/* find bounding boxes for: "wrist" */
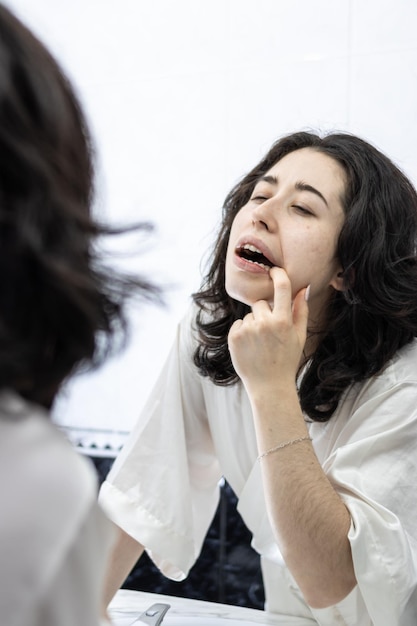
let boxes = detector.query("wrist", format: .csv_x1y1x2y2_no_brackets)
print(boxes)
248,379,299,411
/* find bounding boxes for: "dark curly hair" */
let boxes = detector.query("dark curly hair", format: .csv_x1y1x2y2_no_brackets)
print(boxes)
0,6,161,408
193,131,417,421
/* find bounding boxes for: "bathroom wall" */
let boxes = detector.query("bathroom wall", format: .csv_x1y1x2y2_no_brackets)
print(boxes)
6,0,417,453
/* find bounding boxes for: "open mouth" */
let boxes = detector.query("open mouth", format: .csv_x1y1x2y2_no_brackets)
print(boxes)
236,243,274,270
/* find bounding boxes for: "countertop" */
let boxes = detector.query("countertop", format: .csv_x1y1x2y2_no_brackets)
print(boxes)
108,589,312,626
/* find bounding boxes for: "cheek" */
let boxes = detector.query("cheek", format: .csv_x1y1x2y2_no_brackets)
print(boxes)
225,229,237,264
299,225,339,259
283,233,338,283
226,213,244,254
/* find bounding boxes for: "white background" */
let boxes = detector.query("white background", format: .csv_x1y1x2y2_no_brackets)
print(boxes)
5,0,417,453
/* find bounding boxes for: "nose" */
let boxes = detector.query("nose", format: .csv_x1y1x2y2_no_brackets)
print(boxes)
251,197,278,232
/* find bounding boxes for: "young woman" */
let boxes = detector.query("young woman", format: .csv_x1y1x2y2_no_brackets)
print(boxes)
100,131,417,625
0,5,158,625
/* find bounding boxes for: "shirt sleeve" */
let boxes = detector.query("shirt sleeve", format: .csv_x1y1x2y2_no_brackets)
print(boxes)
321,378,417,625
99,306,222,580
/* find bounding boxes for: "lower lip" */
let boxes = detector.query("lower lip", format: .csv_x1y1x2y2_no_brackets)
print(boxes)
233,253,271,274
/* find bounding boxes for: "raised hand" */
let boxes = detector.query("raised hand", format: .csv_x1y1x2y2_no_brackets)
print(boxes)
227,266,309,397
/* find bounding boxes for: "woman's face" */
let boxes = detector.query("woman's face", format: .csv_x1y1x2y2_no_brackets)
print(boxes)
225,147,346,322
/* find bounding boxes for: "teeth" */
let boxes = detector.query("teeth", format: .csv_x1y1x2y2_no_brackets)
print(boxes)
240,243,272,269
252,261,270,270
242,243,262,254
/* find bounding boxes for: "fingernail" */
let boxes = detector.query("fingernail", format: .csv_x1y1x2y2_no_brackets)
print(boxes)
305,285,311,302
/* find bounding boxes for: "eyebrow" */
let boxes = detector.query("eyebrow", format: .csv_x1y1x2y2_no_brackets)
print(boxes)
258,175,329,207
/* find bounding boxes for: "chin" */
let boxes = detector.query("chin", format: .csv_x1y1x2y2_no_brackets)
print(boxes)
226,285,272,307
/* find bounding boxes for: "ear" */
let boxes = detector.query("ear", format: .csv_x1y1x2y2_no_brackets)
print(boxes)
329,265,346,292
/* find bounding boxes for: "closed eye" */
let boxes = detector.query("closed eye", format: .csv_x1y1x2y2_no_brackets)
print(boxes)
251,195,269,203
293,205,314,216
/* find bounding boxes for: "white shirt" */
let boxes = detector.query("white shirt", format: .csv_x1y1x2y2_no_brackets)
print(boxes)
0,391,114,626
100,304,417,626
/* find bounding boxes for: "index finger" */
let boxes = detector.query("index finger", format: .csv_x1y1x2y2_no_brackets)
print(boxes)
269,266,293,318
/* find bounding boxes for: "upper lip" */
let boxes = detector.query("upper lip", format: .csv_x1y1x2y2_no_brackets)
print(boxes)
234,236,278,267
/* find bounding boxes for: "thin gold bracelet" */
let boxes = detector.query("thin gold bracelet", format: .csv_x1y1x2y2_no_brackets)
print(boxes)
257,435,312,461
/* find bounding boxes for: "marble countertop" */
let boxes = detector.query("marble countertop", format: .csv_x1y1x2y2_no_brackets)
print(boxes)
109,589,310,626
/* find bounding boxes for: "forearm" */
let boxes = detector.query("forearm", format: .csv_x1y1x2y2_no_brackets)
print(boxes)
252,384,356,608
227,272,356,607
102,523,145,609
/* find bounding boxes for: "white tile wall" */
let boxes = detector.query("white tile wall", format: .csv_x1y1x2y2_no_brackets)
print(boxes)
5,0,417,447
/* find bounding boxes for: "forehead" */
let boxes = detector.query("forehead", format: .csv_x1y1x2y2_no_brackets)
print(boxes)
264,148,347,201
